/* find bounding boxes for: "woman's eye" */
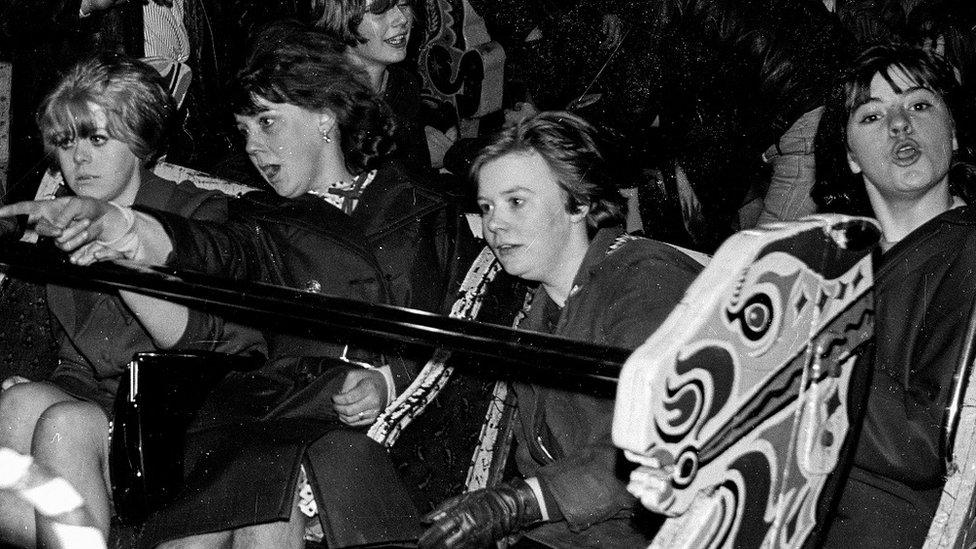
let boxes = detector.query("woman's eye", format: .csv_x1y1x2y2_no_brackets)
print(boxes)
478,203,491,215
90,134,108,146
508,197,524,208
859,113,881,124
911,101,933,112
259,117,275,129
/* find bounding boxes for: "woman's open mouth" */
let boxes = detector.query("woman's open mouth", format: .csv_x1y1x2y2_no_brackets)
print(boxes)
891,140,921,167
385,33,408,48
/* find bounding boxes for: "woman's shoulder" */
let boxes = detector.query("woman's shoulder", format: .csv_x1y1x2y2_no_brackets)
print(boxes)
600,232,707,278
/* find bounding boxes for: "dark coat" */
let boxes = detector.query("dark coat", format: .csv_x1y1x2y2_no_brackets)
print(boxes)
513,227,702,548
823,206,976,548
139,163,463,546
46,171,229,412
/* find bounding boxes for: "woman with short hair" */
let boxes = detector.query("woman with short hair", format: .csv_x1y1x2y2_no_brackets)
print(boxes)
420,112,703,548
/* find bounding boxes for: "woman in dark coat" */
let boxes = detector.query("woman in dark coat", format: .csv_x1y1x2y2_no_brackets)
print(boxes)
812,43,976,548
0,54,255,548
420,112,702,548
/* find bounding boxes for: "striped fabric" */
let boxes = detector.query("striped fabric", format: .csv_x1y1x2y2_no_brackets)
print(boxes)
143,0,189,63
142,0,191,108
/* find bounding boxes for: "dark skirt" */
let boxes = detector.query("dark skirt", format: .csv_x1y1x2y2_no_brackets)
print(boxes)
138,356,420,548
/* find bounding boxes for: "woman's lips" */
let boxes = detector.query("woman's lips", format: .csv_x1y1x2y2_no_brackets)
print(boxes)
385,33,408,48
891,140,921,167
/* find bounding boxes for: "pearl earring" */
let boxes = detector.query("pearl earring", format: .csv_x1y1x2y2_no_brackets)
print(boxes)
321,129,332,143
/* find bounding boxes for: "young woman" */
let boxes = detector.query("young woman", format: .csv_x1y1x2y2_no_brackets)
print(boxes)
1,25,456,548
810,43,976,547
0,54,256,547
312,0,432,173
419,112,702,548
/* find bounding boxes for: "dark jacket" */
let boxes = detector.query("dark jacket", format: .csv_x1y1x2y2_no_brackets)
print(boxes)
139,163,464,546
514,227,702,548
47,171,230,412
824,206,976,548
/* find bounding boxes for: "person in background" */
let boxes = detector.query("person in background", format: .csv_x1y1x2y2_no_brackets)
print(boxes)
420,111,702,548
0,53,260,548
312,0,432,174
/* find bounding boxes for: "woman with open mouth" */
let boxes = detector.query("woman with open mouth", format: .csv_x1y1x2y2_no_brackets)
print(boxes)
811,43,976,547
314,0,432,174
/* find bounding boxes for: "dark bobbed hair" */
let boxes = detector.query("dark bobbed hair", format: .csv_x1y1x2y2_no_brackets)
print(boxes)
813,43,976,216
471,111,627,235
231,22,396,175
36,53,175,169
310,0,411,49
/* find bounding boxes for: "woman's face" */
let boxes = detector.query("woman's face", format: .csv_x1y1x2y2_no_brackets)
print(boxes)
235,97,332,198
846,67,957,205
348,0,412,70
477,151,587,288
54,103,140,204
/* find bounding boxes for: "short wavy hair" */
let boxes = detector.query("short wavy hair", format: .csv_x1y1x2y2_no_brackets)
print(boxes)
813,43,976,215
36,53,175,169
471,111,627,235
310,0,413,49
231,22,396,175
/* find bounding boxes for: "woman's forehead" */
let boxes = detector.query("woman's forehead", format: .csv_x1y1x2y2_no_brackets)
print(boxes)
48,101,108,132
848,64,937,109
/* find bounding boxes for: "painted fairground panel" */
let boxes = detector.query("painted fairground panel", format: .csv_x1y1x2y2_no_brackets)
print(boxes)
614,215,880,549
415,0,504,120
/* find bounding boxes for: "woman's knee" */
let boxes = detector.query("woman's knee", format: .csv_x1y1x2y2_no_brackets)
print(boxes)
32,400,108,455
0,382,73,449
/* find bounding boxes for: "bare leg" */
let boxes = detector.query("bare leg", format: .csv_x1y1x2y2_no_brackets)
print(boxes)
30,400,111,546
0,381,75,547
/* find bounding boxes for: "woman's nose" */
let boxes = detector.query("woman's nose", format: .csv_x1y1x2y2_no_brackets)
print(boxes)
391,4,409,26
72,141,91,164
244,133,263,154
483,211,500,232
888,107,913,136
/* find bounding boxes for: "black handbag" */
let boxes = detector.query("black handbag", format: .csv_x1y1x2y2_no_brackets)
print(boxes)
109,351,261,524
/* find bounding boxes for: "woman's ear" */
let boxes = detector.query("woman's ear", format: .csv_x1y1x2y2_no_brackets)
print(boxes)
846,151,862,174
318,111,337,142
569,203,590,223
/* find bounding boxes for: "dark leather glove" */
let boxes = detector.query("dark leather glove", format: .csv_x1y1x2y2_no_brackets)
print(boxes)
419,477,544,549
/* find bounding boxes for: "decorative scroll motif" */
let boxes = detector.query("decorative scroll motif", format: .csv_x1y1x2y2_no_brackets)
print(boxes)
368,246,502,446
417,0,504,119
614,215,880,549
